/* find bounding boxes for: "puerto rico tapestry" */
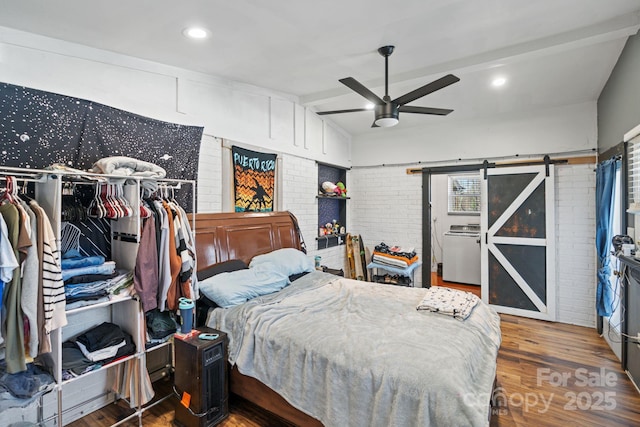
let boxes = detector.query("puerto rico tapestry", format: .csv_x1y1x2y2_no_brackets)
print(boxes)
232,145,276,212
0,82,203,211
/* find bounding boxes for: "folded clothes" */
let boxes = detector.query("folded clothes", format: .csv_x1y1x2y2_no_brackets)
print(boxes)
61,341,96,375
66,272,131,299
65,296,110,310
99,331,136,365
0,362,54,399
416,286,479,320
107,271,134,295
64,271,118,285
61,255,106,270
75,322,125,352
65,291,109,304
77,339,126,362
374,242,417,260
372,252,419,268
62,261,116,281
146,309,178,340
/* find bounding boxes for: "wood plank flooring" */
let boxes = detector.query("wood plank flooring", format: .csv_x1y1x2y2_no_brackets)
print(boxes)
69,278,640,427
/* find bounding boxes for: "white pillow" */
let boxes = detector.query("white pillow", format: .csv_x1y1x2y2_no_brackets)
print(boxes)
249,248,315,277
199,266,289,308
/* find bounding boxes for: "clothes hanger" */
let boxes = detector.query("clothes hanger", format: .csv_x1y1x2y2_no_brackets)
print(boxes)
88,180,107,218
19,179,34,203
0,176,16,204
115,183,133,217
139,186,152,219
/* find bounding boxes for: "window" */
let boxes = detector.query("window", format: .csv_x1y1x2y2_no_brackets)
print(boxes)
628,135,640,211
448,174,481,215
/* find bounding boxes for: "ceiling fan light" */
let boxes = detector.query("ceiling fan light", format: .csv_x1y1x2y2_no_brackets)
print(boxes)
375,117,399,127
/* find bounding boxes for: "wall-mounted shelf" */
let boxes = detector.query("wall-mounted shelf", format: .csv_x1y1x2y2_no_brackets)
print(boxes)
317,163,348,250
315,233,347,240
315,233,347,249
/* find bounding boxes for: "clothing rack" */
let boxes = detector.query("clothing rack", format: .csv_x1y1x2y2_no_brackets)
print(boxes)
0,166,197,426
0,175,47,183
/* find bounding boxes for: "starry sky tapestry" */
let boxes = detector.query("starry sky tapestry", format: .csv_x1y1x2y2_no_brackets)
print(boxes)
232,145,276,212
0,82,203,210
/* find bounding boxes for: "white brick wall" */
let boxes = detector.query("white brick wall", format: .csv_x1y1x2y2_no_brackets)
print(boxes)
555,163,596,327
350,166,424,286
196,134,222,213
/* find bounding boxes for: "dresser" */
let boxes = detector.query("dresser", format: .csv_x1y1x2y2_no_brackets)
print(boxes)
618,255,640,391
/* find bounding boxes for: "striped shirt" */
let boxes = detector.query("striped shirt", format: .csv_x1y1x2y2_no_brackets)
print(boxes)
30,201,67,335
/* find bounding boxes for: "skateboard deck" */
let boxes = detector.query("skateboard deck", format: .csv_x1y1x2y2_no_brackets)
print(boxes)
358,235,368,281
352,235,365,280
346,233,356,279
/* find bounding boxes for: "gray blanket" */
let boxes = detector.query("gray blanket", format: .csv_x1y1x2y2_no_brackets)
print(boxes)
208,272,501,427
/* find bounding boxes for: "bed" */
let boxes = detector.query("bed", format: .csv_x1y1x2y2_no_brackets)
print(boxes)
192,211,501,427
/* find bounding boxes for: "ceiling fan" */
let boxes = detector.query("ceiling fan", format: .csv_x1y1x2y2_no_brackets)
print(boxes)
317,46,459,128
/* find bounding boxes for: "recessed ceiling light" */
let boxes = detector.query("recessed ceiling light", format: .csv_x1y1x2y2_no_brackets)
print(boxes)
183,27,210,40
491,77,507,87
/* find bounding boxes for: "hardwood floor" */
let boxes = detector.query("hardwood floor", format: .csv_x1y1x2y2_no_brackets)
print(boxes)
69,277,640,426
431,272,482,297
493,314,640,426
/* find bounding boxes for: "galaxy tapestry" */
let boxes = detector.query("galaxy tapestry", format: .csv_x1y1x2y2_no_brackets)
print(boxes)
0,82,203,210
232,145,276,212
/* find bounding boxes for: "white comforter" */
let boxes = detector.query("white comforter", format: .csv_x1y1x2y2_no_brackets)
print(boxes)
208,272,501,427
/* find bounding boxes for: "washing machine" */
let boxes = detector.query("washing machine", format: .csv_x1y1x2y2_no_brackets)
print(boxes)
442,224,481,285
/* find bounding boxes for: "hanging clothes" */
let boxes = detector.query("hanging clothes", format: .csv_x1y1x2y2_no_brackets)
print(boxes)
152,199,171,312
0,202,28,374
0,214,19,348
163,201,184,311
176,204,197,300
133,215,159,312
18,199,40,359
30,200,67,353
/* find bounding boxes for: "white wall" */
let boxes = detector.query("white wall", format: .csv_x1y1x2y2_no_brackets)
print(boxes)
351,101,596,167
350,165,424,286
555,163,597,327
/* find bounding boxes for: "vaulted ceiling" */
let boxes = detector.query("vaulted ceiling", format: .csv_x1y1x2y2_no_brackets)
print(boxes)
1,0,639,136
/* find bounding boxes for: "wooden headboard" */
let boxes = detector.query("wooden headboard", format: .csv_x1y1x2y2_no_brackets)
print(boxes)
190,211,302,270
189,211,323,427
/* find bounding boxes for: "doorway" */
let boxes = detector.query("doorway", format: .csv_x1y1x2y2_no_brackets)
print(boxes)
604,164,622,359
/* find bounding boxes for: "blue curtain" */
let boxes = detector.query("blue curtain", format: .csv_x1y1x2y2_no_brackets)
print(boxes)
595,158,619,317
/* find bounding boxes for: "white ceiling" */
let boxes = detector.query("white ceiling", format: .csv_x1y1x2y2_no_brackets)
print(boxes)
1,0,639,137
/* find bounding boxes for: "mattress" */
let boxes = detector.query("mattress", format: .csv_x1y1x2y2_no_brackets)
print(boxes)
207,271,501,427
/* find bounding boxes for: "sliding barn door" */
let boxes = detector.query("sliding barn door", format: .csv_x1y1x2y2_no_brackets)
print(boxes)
481,165,556,321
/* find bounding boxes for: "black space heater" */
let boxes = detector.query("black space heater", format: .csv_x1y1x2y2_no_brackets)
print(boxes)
173,327,228,427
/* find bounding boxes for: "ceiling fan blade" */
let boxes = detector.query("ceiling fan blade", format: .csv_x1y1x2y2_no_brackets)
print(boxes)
339,77,385,105
399,106,453,116
371,121,380,128
393,74,460,106
316,108,370,115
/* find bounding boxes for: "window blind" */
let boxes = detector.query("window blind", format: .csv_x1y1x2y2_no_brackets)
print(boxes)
628,135,640,210
448,174,481,214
